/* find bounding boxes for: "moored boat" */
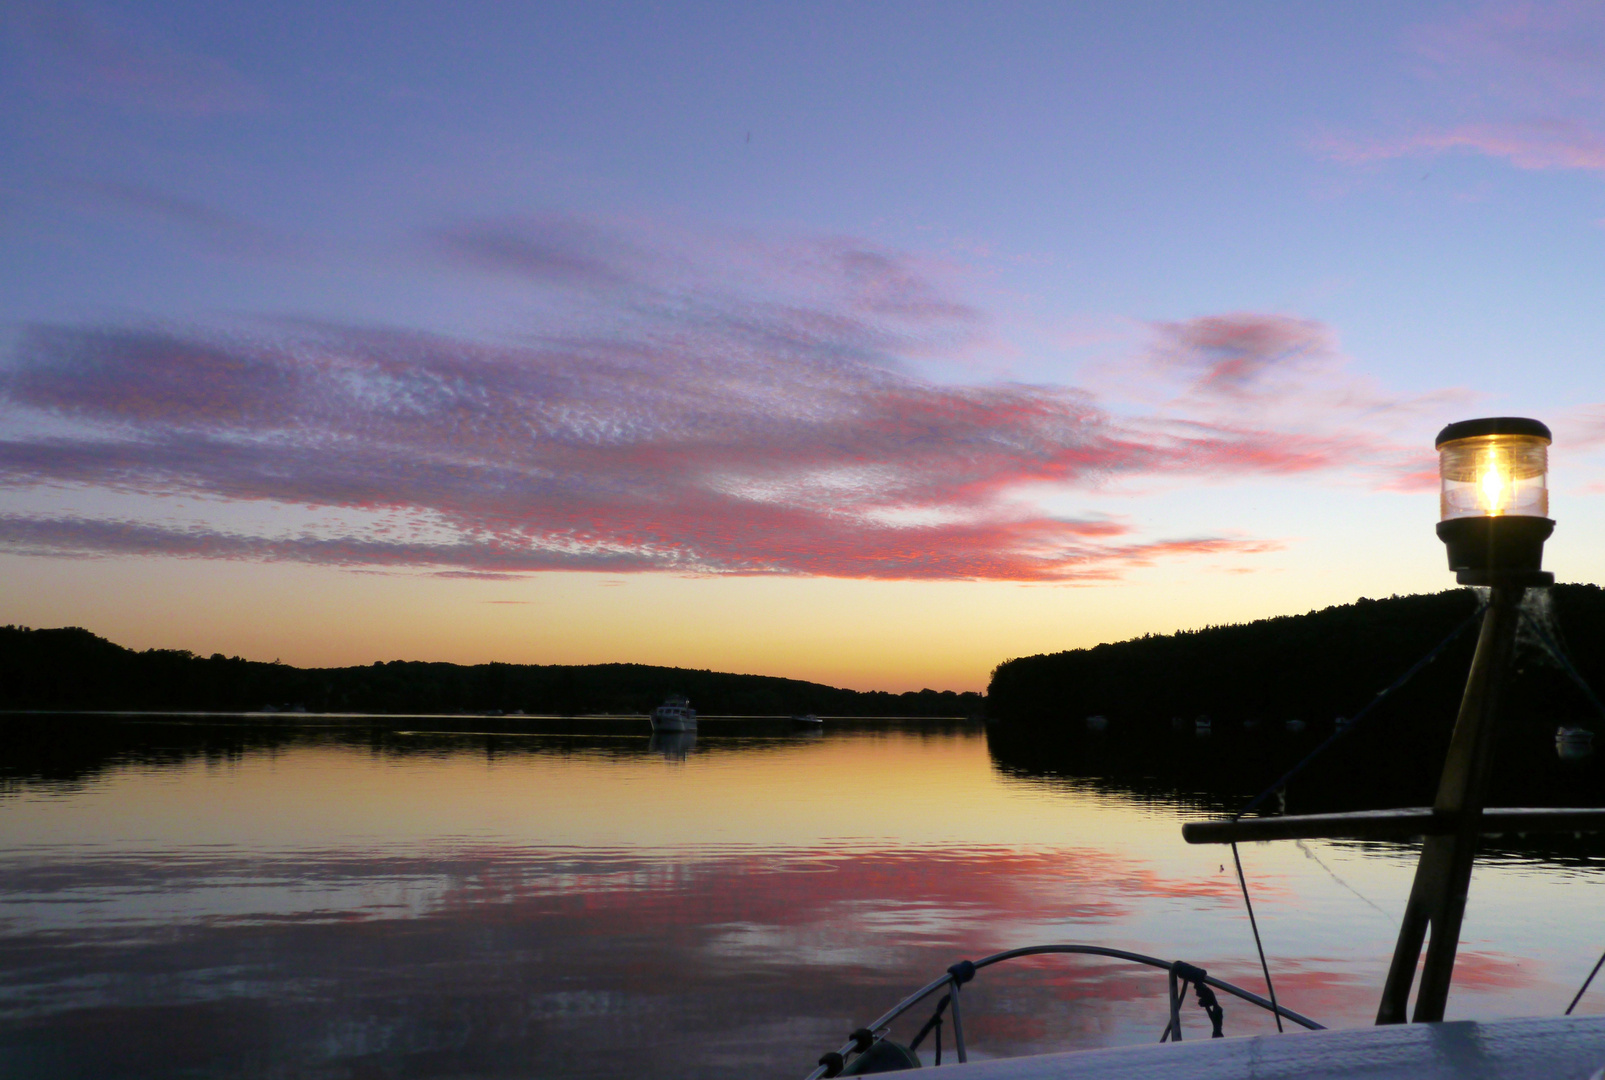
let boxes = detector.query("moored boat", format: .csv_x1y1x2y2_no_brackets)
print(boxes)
650,694,697,732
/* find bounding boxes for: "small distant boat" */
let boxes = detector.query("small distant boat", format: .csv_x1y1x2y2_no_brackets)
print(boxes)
1557,726,1594,743
1335,715,1354,730
1194,715,1212,734
1285,718,1306,733
792,714,823,725
650,694,697,733
1085,714,1109,732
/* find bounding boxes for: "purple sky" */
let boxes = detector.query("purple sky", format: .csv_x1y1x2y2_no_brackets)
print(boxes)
4,2,1605,688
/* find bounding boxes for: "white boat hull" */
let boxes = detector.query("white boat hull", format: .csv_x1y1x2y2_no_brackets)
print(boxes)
937,1014,1605,1079
650,714,696,732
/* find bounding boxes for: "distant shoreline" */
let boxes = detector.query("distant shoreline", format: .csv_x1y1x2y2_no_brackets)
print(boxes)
1,625,984,717
0,710,978,722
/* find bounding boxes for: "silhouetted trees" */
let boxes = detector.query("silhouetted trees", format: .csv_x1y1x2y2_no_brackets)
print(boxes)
985,585,1605,814
0,626,981,717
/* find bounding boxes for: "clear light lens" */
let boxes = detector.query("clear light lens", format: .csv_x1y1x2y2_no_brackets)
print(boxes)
1439,434,1548,521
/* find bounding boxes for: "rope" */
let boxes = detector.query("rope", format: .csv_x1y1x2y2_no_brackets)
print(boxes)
1567,952,1605,1016
1231,841,1282,1033
1194,979,1225,1038
1519,611,1605,724
908,993,950,1057
1234,602,1487,819
1169,962,1226,1038
1519,608,1605,1017
1218,601,1487,1035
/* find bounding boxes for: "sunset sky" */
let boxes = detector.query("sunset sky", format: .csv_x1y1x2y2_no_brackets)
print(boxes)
4,1,1605,691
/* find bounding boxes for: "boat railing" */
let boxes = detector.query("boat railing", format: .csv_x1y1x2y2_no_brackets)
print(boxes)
804,942,1323,1078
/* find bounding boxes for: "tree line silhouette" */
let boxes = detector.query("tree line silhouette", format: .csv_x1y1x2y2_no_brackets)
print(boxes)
0,626,982,718
986,585,1605,814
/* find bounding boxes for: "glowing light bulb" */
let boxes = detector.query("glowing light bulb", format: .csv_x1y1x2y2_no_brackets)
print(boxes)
1479,459,1506,514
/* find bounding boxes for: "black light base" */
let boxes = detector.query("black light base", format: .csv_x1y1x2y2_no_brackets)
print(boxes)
1453,568,1553,587
1436,515,1553,587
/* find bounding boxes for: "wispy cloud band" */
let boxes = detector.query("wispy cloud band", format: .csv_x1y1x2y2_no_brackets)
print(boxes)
0,223,1417,581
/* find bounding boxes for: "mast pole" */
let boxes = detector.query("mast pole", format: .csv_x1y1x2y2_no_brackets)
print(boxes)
1375,585,1526,1024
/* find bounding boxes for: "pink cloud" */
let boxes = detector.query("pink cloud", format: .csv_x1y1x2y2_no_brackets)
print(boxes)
1555,403,1605,451
1320,121,1605,173
1098,313,1461,490
0,227,1410,581
1148,313,1335,399
1319,3,1605,176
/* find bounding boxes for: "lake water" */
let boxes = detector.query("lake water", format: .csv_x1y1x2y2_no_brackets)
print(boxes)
3,715,1605,1079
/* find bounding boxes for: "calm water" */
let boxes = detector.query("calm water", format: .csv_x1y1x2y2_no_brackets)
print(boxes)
3,715,1605,1079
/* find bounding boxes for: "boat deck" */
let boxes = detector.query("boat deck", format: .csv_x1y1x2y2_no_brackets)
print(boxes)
936,1015,1605,1079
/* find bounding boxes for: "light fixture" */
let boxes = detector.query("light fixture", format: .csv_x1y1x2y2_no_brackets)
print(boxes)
1435,417,1553,586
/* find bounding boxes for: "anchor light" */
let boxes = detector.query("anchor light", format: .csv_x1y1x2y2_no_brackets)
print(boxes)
1435,417,1553,585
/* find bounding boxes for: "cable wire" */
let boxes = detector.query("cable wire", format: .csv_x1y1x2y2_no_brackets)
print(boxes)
1519,611,1605,725
1518,608,1605,1017
1231,841,1282,1033
1221,598,1487,1037
1567,951,1605,1016
1234,602,1487,820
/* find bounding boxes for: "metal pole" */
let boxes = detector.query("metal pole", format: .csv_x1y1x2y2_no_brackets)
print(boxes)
1167,969,1183,1042
948,978,967,1063
1376,586,1525,1024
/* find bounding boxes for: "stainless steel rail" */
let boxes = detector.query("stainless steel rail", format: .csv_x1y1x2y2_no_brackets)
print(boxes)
803,943,1323,1079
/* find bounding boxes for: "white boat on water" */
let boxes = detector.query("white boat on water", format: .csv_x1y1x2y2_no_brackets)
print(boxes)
650,694,697,732
792,714,823,725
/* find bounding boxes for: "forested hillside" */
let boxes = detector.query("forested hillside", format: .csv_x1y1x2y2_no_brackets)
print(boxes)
0,626,981,717
985,585,1605,814
987,585,1605,733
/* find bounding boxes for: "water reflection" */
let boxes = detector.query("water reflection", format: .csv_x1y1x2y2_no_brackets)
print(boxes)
986,713,1605,820
1,716,1604,1079
650,731,697,760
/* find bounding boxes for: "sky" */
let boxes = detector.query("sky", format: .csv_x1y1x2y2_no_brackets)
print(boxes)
3,0,1605,692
